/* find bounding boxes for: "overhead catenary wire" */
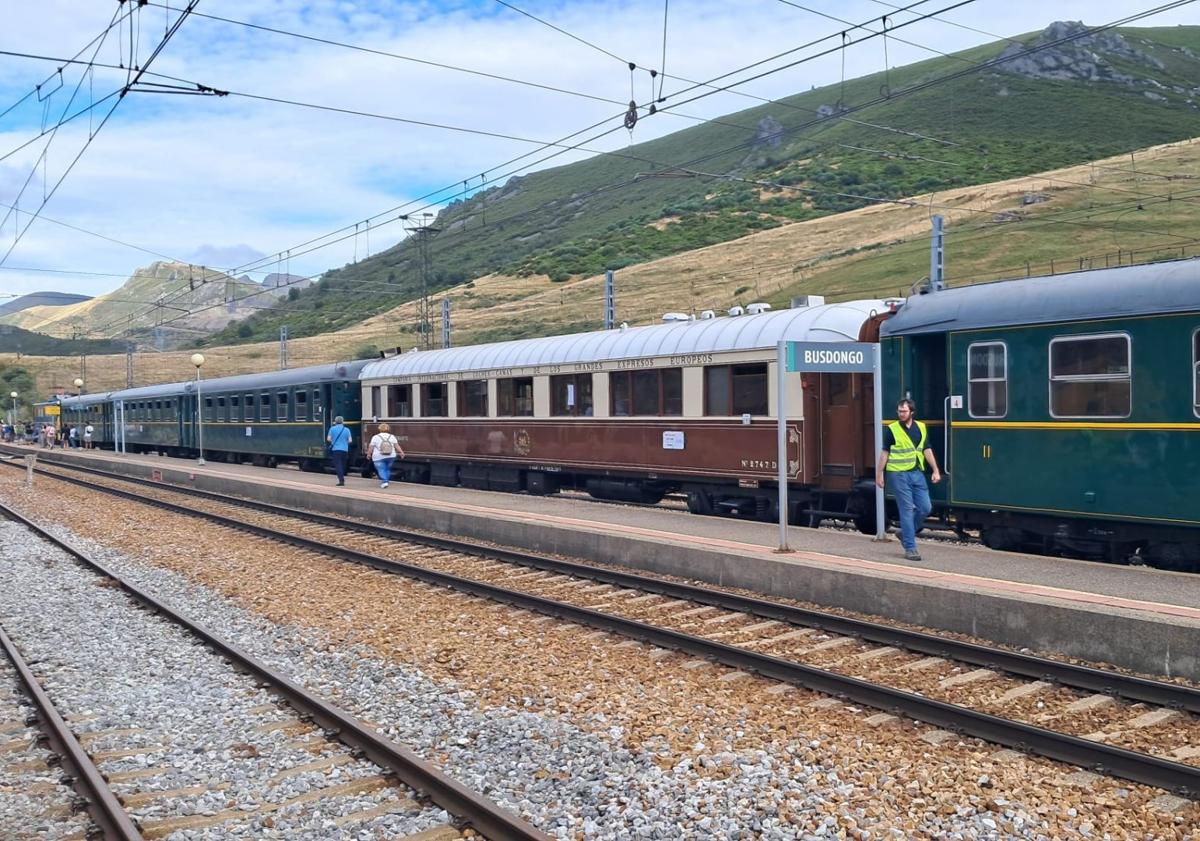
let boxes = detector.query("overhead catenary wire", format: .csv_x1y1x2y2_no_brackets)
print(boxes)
0,2,200,269
63,4,1200,338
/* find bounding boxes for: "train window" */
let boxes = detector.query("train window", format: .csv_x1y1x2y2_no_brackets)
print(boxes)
611,372,632,416
388,385,412,417
260,393,272,422
203,397,213,422
968,343,1007,418
244,393,256,422
1193,329,1200,418
705,364,768,416
662,368,683,416
1049,334,1131,418
496,377,533,416
217,396,227,422
295,390,308,422
612,369,682,416
277,391,290,422
421,382,448,417
312,388,323,417
457,380,488,417
551,374,593,416
229,395,241,423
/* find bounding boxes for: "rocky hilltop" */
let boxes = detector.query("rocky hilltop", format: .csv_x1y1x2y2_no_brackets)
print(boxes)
998,20,1199,105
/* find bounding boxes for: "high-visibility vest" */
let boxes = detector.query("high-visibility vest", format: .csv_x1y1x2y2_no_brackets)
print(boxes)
886,420,927,472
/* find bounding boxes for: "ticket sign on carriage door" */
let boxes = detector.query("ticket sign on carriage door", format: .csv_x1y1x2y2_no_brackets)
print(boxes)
777,340,884,551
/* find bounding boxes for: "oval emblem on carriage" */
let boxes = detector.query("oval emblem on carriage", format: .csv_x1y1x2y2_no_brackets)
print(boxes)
514,429,532,456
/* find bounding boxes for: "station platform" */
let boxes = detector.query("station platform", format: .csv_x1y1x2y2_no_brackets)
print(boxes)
4,442,1200,682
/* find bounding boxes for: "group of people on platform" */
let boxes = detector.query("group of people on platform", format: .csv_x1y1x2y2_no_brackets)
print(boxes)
325,416,403,490
17,423,96,449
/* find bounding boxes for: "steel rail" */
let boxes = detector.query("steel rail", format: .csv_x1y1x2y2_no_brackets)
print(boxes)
0,623,143,840
0,498,551,841
23,455,1200,715
10,460,1200,796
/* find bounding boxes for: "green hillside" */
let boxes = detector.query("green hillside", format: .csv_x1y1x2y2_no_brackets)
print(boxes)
0,325,126,356
205,21,1200,347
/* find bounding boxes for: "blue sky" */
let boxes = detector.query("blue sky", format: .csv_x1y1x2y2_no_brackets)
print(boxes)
0,0,1195,302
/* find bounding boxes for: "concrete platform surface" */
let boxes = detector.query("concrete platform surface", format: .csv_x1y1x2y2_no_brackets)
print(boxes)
5,443,1200,681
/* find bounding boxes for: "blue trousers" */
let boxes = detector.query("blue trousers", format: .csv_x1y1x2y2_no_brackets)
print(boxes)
330,450,348,483
888,469,931,552
374,457,395,484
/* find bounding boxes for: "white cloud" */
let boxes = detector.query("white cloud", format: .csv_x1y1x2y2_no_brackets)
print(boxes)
0,0,1193,304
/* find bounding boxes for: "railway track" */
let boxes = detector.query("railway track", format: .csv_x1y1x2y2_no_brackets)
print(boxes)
0,498,549,841
8,457,1200,804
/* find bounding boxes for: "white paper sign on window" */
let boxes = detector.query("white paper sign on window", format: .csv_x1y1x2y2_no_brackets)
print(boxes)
662,430,685,450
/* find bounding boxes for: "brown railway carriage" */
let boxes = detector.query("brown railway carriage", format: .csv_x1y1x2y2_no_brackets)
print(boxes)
358,300,888,521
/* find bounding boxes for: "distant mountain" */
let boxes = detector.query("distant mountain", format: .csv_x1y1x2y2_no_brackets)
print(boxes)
0,261,294,346
0,291,91,317
206,20,1200,346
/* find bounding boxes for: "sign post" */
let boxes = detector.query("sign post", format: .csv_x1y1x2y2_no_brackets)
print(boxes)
778,340,884,552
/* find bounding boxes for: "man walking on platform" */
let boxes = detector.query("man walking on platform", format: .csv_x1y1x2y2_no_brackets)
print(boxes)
326,415,352,486
876,398,941,562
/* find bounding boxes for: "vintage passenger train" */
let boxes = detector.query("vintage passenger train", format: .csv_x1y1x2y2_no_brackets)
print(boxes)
58,260,1200,568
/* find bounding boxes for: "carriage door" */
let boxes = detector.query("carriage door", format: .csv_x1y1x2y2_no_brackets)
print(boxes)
314,386,328,436
909,333,950,502
819,374,858,492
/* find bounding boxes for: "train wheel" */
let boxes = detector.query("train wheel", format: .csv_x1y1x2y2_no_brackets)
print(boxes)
1145,542,1200,572
686,490,714,516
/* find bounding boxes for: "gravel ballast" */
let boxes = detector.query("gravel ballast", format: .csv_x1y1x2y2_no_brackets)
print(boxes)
0,521,453,840
1,469,1195,838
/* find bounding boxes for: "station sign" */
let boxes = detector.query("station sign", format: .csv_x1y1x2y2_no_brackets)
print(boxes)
785,341,875,374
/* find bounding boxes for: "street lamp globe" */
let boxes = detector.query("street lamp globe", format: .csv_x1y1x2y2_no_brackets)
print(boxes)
8,392,16,399
73,378,83,389
191,353,205,368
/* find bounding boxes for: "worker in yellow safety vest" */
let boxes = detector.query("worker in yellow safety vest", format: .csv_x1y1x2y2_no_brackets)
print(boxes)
875,398,942,562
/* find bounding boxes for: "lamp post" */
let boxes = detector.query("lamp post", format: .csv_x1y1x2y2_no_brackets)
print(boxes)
8,391,16,429
191,353,206,465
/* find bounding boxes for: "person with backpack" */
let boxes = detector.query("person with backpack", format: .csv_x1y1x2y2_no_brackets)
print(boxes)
84,423,94,449
366,423,402,489
325,416,353,486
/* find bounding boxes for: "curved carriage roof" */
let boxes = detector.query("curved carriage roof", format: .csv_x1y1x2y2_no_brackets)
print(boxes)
361,300,886,381
70,360,371,404
881,259,1200,337
59,392,113,409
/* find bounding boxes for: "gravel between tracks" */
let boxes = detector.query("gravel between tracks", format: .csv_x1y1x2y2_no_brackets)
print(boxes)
0,656,92,840
2,470,1196,839
0,521,453,840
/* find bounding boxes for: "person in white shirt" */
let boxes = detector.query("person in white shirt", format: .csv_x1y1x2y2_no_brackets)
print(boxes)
84,424,94,448
366,423,403,489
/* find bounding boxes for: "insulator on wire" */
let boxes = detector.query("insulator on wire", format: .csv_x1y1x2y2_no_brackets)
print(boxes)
624,101,638,130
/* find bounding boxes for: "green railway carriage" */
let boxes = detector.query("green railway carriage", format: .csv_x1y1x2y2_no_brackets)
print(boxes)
880,260,1200,567
59,392,114,446
182,362,368,469
60,361,368,471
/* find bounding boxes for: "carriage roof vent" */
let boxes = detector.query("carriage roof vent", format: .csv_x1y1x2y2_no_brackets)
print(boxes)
728,305,745,316
661,312,690,322
791,295,825,308
699,309,716,319
746,302,772,315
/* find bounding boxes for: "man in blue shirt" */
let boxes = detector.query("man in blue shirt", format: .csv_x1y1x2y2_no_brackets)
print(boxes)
326,415,352,486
